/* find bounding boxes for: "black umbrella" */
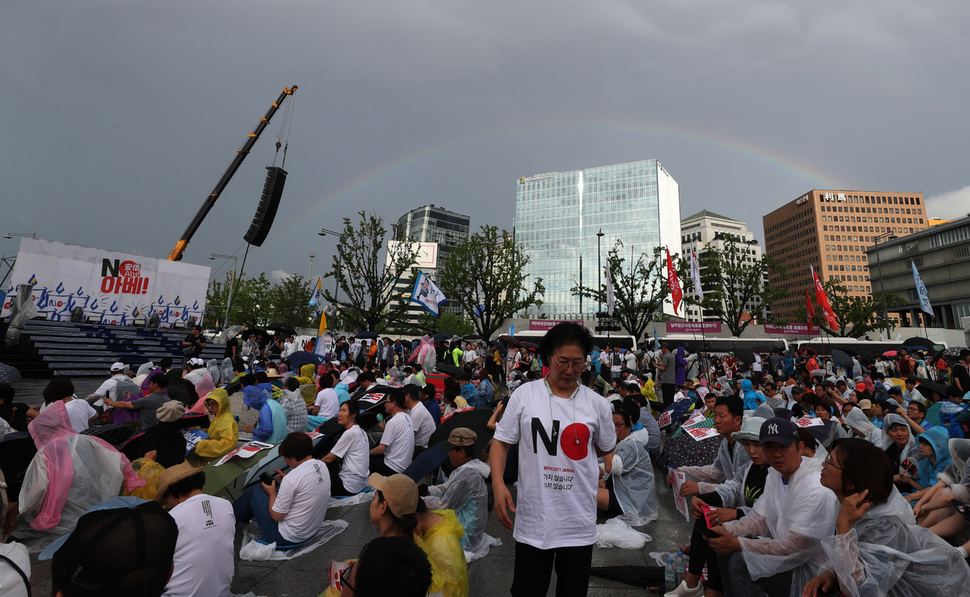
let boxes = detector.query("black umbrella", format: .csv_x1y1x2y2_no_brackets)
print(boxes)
498,335,522,348
798,346,818,358
432,332,453,343
286,351,324,369
267,322,297,336
490,340,507,357
520,341,539,349
356,330,379,340
917,381,948,401
831,349,854,369
0,362,21,382
462,334,483,341
434,362,462,377
734,348,755,365
429,408,494,453
902,337,935,352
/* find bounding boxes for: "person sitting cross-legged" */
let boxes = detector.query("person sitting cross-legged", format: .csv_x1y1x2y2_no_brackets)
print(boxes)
232,432,331,546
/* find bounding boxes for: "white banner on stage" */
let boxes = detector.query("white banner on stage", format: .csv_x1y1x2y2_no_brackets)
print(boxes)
1,238,210,326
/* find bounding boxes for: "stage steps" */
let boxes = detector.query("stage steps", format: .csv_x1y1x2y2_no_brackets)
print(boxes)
1,319,226,378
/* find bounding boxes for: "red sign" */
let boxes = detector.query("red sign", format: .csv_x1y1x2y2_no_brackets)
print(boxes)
529,319,581,331
665,321,722,334
764,323,816,335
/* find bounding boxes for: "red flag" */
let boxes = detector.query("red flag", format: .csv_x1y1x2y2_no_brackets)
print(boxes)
812,266,838,329
805,289,815,323
666,249,683,315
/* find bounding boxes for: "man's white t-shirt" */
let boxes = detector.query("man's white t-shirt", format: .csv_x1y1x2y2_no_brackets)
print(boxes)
380,411,415,473
272,458,331,542
464,349,478,364
164,493,235,597
409,402,436,449
624,352,637,370
331,425,369,494
64,399,97,433
314,388,340,419
494,379,616,550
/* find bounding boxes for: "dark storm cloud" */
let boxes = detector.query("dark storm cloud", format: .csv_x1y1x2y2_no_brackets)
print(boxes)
2,0,968,281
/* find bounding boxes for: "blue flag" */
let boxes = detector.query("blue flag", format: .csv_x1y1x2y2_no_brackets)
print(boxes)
410,272,447,317
912,261,932,316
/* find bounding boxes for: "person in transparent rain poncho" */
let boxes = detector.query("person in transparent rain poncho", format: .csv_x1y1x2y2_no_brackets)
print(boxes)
707,417,838,597
596,400,658,527
914,438,970,556
842,408,885,448
802,438,970,597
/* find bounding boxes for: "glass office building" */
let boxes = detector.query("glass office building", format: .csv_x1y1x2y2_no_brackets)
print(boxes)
514,159,681,317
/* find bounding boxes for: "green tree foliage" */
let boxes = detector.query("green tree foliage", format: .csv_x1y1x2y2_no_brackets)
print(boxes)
799,280,907,338
322,211,420,333
399,312,475,337
688,236,787,337
438,225,544,340
571,241,668,342
206,271,272,328
265,274,315,327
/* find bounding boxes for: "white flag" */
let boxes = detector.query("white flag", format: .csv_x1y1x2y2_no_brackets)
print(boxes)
690,243,704,301
309,278,323,316
410,271,447,317
605,264,615,316
912,261,933,316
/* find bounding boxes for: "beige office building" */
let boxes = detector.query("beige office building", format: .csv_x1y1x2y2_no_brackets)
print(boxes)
763,190,928,322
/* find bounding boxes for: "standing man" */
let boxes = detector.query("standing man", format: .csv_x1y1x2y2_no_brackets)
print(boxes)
952,349,970,393
490,322,616,597
657,344,677,408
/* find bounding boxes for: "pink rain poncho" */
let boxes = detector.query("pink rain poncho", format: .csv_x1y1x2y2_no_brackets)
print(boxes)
17,401,144,548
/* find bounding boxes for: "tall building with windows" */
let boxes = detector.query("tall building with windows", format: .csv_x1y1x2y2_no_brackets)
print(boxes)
681,210,765,321
394,204,471,320
763,189,928,322
514,159,681,318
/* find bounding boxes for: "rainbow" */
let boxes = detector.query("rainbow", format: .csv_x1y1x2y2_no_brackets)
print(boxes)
311,118,849,212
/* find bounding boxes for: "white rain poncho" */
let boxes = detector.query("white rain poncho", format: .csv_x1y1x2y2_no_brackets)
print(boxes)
714,460,768,516
678,435,751,494
721,458,837,589
843,409,885,448
937,437,970,503
816,488,970,597
424,459,500,562
607,435,658,526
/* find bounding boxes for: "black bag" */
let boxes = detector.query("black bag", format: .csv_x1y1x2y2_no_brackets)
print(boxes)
182,345,195,357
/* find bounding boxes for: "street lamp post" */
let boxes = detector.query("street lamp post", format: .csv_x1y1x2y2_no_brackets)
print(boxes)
308,253,315,281
872,231,898,339
318,228,343,300
596,229,604,314
209,254,239,329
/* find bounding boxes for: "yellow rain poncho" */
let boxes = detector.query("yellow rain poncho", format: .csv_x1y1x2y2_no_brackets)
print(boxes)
415,509,469,597
192,388,238,460
640,377,659,404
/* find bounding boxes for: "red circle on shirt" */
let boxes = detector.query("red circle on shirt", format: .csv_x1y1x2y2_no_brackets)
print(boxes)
560,423,591,460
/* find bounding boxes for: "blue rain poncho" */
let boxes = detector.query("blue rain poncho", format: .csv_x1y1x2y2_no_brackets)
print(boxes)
607,435,658,526
916,427,952,489
816,488,970,597
243,385,288,444
740,379,767,411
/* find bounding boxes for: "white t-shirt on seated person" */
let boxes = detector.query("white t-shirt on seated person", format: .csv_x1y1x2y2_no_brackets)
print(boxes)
331,425,369,494
314,388,340,419
164,493,235,597
64,399,97,433
380,411,414,473
272,458,331,542
409,402,436,449
494,379,616,550
495,379,616,549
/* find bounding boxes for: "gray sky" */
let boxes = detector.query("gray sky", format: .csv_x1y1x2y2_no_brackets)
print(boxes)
3,1,969,285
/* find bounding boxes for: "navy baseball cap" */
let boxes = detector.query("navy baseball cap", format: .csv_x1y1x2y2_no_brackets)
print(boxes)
759,417,799,447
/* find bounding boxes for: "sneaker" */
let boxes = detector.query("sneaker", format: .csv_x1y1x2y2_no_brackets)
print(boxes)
664,579,704,597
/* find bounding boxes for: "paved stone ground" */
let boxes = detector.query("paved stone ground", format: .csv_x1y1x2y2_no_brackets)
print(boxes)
13,377,693,596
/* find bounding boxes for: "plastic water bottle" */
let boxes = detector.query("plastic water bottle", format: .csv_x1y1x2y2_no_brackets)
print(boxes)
675,550,687,583
665,557,677,592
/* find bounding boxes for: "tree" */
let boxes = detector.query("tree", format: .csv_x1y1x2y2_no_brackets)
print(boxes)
265,273,315,327
571,241,668,342
801,280,907,338
438,225,544,340
398,312,475,337
693,236,787,337
322,211,420,333
206,271,273,328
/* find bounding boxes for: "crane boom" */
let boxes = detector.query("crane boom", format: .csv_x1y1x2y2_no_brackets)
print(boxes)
167,85,298,261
